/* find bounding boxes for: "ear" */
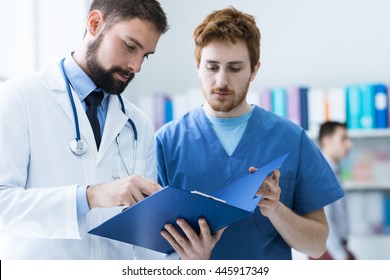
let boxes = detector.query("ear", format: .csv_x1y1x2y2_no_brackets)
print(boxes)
250,61,261,81
86,10,104,37
321,136,332,149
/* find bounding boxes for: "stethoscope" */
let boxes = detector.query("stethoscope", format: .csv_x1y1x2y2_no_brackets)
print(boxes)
60,58,138,176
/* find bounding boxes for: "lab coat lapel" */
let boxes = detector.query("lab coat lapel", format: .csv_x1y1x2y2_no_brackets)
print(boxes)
97,95,128,163
48,63,98,157
46,62,75,125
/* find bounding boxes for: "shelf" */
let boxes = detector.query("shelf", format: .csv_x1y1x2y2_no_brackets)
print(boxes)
348,129,390,139
306,128,390,140
344,181,390,191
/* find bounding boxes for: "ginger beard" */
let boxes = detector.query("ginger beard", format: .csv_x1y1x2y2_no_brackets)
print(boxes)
200,77,251,113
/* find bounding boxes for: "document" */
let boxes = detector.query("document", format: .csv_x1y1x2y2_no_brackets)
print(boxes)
89,153,289,254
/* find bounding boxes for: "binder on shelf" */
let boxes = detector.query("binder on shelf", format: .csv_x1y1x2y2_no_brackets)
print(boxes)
373,84,388,128
154,92,169,130
299,87,309,130
259,87,271,111
388,84,390,127
164,97,173,124
271,87,287,117
383,193,390,234
308,88,326,135
172,92,188,120
359,84,375,129
154,93,174,129
287,87,301,126
137,95,155,128
89,153,289,254
346,85,361,129
172,88,204,120
325,87,346,124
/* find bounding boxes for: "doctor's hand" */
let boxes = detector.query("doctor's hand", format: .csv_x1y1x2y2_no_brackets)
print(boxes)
86,175,161,209
161,218,225,260
249,167,282,217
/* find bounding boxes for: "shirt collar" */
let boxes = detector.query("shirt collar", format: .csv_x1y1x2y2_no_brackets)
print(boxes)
204,106,254,125
63,54,109,108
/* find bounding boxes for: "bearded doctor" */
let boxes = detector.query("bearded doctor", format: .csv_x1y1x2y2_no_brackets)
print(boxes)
0,0,172,260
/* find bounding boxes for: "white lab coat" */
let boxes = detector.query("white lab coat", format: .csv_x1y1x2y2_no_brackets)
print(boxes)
323,156,350,260
0,61,171,259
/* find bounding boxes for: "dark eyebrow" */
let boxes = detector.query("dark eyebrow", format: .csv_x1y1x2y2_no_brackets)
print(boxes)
126,36,155,57
127,36,144,50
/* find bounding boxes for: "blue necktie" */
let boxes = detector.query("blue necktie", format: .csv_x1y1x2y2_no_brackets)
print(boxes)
85,91,103,149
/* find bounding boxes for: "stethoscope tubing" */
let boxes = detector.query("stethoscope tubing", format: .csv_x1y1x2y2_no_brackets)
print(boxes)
60,58,82,142
59,58,138,175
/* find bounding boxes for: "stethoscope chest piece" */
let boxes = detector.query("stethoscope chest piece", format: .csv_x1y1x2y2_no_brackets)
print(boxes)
70,138,88,156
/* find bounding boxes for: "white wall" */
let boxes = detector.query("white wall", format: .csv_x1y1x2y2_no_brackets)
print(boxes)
35,0,90,67
0,0,37,78
129,0,390,101
1,0,389,95
0,0,90,79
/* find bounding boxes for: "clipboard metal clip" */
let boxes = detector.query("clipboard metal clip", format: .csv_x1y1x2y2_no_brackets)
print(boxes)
190,190,226,203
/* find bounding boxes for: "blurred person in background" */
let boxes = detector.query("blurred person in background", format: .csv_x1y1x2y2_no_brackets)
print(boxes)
310,121,356,260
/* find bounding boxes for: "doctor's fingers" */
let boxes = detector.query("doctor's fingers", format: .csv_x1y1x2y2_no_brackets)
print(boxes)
122,190,145,207
248,166,257,173
125,175,162,196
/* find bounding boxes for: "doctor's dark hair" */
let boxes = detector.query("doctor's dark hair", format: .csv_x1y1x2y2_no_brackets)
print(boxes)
193,6,260,72
89,0,168,34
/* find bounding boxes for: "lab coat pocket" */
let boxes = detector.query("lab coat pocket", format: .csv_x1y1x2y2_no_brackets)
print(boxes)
113,152,146,179
112,133,140,178
131,160,146,176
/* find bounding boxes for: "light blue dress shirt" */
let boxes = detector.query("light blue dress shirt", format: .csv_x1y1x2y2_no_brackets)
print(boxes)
63,56,110,217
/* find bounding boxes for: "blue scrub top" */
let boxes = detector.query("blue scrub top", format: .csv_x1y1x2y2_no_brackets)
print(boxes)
156,106,344,260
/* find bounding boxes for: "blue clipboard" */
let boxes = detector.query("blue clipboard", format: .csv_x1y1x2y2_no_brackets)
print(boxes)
89,153,289,254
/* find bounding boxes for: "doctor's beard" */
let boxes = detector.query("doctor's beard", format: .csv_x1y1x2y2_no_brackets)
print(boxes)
85,35,135,95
